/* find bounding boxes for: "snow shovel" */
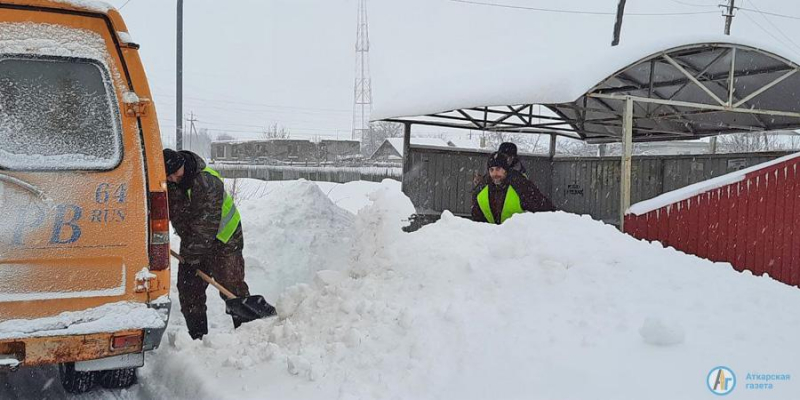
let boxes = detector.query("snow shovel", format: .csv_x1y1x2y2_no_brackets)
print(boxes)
170,250,277,322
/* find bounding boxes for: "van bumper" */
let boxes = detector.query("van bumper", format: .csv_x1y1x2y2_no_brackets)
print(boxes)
143,297,171,351
0,298,171,371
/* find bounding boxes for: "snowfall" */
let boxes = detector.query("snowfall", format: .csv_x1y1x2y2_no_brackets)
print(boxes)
71,178,800,399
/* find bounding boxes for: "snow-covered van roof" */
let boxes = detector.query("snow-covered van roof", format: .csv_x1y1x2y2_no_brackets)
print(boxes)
374,36,800,144
1,0,116,14
0,1,132,44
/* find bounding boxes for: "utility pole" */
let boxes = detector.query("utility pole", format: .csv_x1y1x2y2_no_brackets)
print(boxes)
710,0,736,154
187,112,198,152
352,0,373,152
723,0,736,35
611,0,627,46
176,0,184,150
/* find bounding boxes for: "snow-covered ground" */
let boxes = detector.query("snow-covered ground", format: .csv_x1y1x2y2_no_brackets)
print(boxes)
124,178,800,399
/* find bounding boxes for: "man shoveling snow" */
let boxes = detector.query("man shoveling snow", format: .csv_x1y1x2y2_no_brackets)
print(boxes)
163,149,274,340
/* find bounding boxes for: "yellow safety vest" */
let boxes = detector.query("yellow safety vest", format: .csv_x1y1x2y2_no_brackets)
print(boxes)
477,185,523,224
187,166,241,244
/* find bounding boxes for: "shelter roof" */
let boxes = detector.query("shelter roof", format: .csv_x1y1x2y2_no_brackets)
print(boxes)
375,37,800,143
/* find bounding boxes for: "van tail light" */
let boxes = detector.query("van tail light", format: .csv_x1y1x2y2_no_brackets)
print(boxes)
149,191,170,271
111,333,142,351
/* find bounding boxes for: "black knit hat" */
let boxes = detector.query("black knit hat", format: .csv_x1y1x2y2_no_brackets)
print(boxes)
163,149,185,175
498,142,518,157
487,151,509,170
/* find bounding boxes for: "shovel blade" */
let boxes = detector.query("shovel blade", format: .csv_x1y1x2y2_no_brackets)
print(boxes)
225,295,276,323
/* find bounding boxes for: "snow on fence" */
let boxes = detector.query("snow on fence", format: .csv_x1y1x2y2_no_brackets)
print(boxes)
210,163,402,184
624,152,800,288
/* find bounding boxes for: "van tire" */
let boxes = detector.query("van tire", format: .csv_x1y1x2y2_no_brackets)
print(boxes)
99,367,138,389
59,363,97,394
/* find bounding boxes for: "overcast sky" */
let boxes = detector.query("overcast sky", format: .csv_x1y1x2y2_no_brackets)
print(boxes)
110,0,800,144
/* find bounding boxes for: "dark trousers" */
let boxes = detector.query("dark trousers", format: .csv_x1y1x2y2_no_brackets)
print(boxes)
177,251,251,340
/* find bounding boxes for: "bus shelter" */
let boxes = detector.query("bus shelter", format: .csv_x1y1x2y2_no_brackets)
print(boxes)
374,40,800,229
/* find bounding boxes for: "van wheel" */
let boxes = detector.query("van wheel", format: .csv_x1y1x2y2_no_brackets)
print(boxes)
59,363,97,394
99,367,138,389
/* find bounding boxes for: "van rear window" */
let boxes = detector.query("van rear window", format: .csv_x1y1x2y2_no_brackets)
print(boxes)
0,56,122,170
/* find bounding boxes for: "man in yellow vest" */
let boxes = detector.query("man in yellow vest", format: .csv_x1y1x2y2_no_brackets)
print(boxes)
472,152,554,224
163,148,251,340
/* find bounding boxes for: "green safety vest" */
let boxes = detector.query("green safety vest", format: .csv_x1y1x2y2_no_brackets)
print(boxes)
477,185,523,224
187,166,241,244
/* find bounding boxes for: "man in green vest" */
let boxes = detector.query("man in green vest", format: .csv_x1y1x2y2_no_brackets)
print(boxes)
163,148,251,340
472,152,555,224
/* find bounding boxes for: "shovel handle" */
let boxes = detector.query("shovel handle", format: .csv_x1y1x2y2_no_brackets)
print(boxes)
170,249,237,300
195,270,238,300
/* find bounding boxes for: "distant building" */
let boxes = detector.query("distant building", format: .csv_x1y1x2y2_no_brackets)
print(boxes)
210,138,361,163
370,138,450,161
319,139,361,162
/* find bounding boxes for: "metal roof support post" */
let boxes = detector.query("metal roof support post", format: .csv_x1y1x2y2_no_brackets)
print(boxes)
401,122,412,194
620,96,633,231
549,134,557,160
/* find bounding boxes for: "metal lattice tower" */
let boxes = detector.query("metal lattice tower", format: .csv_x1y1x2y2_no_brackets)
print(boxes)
352,0,372,144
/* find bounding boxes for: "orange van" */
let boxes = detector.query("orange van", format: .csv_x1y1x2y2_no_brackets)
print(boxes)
0,0,170,393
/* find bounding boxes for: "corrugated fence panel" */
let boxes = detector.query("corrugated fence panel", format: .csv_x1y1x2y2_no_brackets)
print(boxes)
624,155,800,288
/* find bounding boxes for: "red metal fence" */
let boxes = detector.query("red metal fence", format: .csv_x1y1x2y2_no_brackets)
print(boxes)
624,153,800,288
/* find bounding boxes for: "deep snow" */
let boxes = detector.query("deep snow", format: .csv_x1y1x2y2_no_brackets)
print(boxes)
135,178,800,400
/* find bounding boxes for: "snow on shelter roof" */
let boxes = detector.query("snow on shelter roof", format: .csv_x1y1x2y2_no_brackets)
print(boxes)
374,36,800,144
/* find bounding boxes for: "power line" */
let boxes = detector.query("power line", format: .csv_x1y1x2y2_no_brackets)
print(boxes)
739,9,800,57
158,117,350,133
743,0,800,54
118,0,132,10
154,102,353,124
737,7,800,21
668,0,718,8
446,0,719,16
152,92,351,114
158,124,346,138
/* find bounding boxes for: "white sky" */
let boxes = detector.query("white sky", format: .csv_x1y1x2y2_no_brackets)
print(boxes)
110,0,800,144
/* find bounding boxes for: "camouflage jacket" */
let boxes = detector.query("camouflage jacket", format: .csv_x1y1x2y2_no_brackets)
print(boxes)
167,151,243,261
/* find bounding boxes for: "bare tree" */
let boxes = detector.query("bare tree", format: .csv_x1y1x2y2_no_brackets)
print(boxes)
557,137,597,156
262,123,290,140
184,127,213,159
216,133,236,141
479,132,550,154
717,132,774,153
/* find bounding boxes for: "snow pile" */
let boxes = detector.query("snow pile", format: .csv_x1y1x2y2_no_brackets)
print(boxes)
235,180,357,299
0,301,165,340
142,179,800,399
228,178,402,215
